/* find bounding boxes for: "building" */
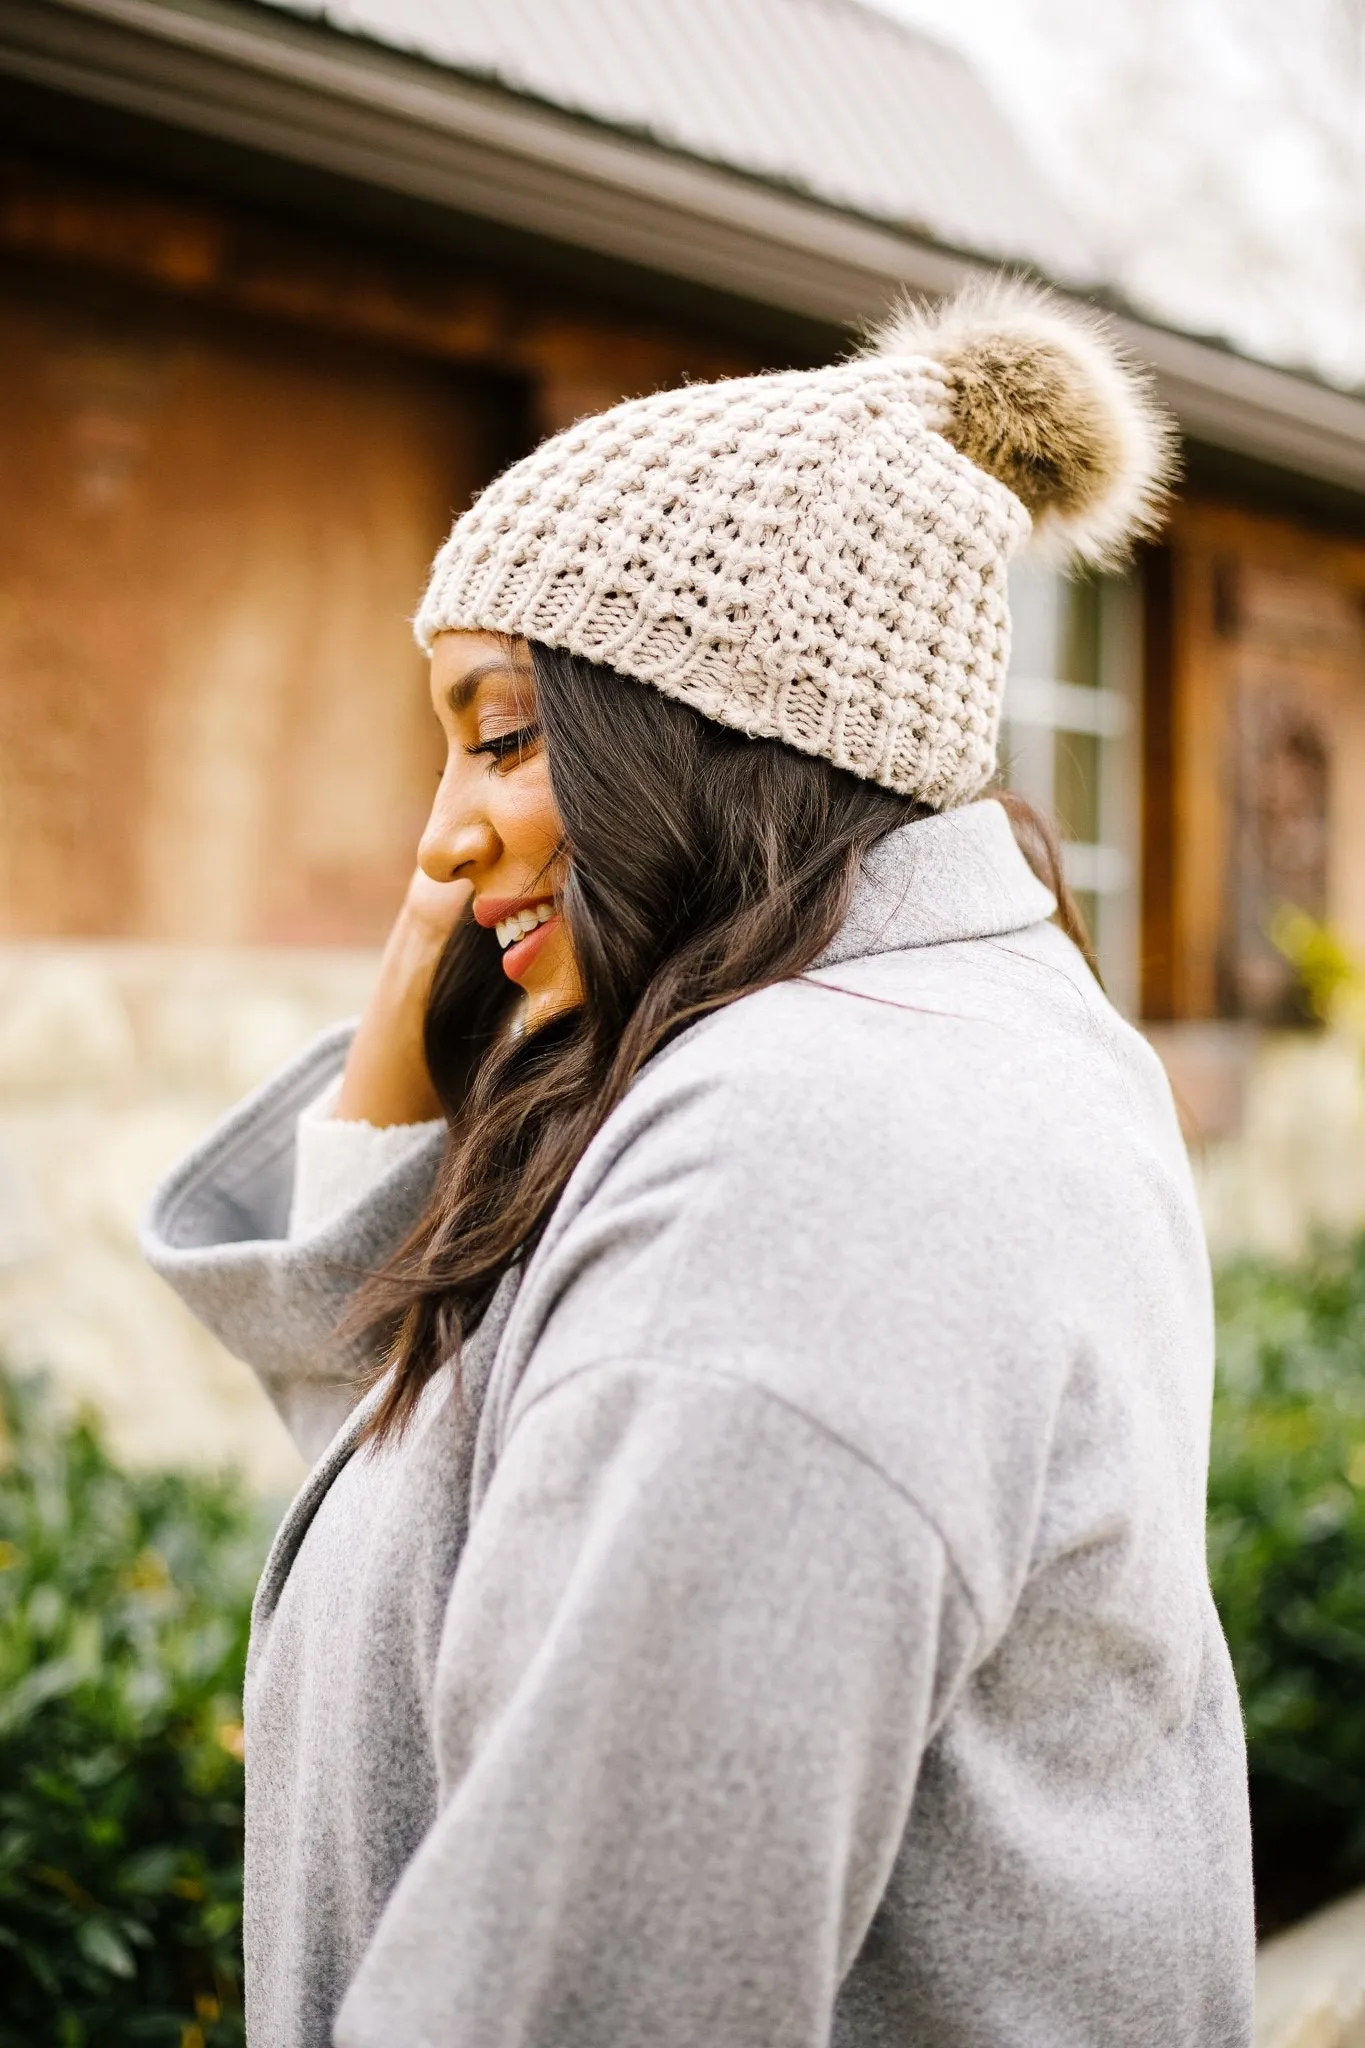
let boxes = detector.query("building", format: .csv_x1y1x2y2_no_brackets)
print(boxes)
3,0,1365,1482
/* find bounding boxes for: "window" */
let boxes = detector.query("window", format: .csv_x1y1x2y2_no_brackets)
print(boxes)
1000,563,1142,1011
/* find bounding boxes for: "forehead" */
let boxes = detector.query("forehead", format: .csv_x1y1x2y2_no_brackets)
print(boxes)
429,630,534,710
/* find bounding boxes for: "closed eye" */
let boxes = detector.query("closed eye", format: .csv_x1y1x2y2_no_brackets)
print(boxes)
466,722,543,764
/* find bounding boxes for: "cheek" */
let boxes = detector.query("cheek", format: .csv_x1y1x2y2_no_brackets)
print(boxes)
492,761,563,863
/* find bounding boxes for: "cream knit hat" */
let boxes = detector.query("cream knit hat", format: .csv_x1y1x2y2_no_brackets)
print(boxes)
415,278,1175,806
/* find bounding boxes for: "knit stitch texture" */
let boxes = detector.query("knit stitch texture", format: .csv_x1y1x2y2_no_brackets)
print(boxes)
414,358,1029,806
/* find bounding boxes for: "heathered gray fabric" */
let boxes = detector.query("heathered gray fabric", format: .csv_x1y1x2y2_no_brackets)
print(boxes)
142,799,1256,2048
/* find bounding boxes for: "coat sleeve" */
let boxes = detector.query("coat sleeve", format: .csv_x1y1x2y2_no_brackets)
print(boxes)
335,1358,980,2048
140,1023,446,1458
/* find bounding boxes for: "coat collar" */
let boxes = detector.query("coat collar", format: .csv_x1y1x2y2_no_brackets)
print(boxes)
816,799,1057,970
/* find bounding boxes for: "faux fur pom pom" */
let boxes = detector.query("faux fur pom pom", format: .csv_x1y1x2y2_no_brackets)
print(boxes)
869,277,1179,568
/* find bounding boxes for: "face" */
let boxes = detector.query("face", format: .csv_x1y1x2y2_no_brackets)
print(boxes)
422,631,581,1030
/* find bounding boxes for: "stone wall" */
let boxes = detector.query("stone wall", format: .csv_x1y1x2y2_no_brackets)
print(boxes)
0,941,379,1493
1254,1886,1365,2048
3,944,1364,1490
1152,1021,1365,1261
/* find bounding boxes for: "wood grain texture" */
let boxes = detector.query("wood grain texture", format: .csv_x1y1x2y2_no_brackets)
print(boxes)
1150,500,1365,1018
0,150,760,408
0,262,501,942
0,149,775,946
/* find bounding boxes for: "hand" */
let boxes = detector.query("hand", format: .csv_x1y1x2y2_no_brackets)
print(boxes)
396,867,473,950
334,870,470,1127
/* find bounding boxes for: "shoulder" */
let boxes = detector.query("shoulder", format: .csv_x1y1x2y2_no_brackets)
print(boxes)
510,926,1180,1400
606,921,1163,1208
497,931,1207,1630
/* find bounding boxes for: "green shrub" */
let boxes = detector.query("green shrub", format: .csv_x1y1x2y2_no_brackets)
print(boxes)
1209,1232,1365,1934
0,1371,266,2047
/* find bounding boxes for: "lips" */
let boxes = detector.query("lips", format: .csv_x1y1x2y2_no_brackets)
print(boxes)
472,893,561,984
498,913,560,983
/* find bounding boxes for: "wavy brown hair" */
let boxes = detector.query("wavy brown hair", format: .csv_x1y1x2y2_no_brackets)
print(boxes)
354,642,1094,1443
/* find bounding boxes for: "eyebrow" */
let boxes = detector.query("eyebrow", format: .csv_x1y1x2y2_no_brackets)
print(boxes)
444,658,536,715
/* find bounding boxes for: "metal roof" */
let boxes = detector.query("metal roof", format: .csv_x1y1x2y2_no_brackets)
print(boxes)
254,0,1100,282
10,0,1365,487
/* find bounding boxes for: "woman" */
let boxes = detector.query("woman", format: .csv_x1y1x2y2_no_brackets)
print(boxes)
145,280,1255,2048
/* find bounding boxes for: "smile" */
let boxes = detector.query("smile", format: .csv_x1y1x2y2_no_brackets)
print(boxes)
494,902,557,951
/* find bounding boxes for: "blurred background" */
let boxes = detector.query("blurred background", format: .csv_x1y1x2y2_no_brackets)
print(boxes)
1,1,1364,2038
3,0,1365,1479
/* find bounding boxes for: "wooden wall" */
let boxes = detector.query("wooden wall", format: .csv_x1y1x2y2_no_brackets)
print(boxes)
0,148,767,946
2,267,506,943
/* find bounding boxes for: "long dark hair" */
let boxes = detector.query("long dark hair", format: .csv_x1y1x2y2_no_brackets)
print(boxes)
354,642,1093,1443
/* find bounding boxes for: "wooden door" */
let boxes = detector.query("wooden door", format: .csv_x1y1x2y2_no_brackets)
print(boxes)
1144,505,1365,1019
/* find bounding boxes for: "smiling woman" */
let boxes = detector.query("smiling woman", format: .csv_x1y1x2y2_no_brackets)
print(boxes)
349,633,928,1443
424,633,577,1020
142,278,1255,2048
331,633,575,1130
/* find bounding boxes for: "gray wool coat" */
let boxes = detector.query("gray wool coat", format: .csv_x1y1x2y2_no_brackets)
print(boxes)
142,800,1255,2048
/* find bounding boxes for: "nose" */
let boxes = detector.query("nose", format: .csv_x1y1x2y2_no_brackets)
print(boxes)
418,769,499,884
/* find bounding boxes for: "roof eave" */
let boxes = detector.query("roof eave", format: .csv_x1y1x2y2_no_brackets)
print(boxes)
0,0,979,299
7,0,1365,497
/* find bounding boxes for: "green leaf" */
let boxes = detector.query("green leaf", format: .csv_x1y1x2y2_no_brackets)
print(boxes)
74,1918,136,1979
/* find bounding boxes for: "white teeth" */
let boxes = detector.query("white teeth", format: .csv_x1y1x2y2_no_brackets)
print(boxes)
494,903,555,950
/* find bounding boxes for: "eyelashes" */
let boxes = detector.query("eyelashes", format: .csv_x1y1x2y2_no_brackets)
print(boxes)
466,722,543,765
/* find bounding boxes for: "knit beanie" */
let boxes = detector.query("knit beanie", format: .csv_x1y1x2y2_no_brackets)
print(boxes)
415,278,1175,807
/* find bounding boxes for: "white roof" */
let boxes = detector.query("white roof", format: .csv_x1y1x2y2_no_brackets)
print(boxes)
258,0,1100,281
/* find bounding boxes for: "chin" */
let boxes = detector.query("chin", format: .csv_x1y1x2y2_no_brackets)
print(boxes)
520,975,579,1029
